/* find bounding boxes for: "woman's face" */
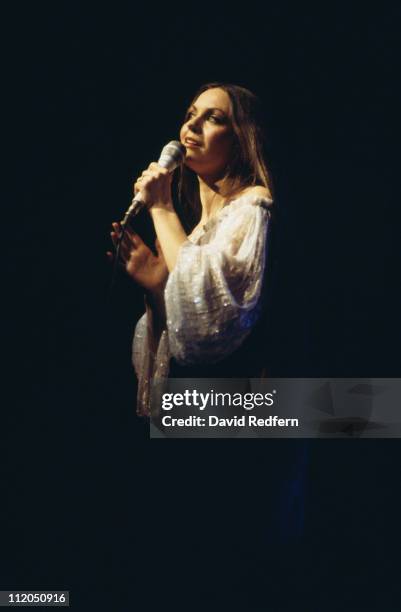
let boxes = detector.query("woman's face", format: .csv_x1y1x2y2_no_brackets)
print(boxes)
180,88,235,179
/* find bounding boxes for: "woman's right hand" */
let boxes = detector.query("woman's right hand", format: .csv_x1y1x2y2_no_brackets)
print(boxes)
108,222,169,294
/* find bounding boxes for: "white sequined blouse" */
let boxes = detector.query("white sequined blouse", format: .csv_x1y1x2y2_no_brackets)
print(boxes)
132,191,272,416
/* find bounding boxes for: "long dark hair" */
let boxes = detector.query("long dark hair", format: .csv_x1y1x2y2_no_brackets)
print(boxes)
177,82,273,231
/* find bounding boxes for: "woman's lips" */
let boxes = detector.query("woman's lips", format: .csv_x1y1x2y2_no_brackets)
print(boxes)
185,139,201,147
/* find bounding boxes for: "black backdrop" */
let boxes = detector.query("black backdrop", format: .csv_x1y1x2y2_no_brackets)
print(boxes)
3,3,401,611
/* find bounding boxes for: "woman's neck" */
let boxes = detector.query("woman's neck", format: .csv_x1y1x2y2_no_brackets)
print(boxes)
197,174,232,223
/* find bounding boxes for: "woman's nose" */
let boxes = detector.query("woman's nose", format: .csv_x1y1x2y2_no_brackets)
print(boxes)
187,117,202,134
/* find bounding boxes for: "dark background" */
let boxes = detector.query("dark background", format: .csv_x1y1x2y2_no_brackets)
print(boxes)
3,3,401,610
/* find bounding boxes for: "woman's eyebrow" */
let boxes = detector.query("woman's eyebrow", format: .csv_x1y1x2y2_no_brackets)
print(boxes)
188,104,226,114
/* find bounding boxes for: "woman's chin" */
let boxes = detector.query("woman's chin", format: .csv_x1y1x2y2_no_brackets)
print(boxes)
184,157,202,173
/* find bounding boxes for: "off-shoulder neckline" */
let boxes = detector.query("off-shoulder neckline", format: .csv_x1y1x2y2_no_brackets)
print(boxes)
188,191,272,241
226,189,273,205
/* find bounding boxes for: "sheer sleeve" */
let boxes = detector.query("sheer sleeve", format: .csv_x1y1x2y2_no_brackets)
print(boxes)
132,308,170,416
164,196,271,365
132,313,148,380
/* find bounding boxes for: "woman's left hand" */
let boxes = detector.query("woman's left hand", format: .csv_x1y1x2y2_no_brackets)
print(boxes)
133,162,174,211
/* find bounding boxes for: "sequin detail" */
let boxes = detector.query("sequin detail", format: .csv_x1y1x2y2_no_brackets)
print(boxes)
132,192,272,416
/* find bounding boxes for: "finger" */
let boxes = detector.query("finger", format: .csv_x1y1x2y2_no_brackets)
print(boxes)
110,231,119,248
120,234,137,251
125,249,142,274
110,232,131,262
125,229,145,247
118,227,139,249
106,250,125,265
142,169,167,179
132,176,142,194
106,250,125,270
119,238,133,262
148,162,168,175
111,224,136,249
111,222,122,242
112,221,123,234
111,230,128,250
118,248,131,266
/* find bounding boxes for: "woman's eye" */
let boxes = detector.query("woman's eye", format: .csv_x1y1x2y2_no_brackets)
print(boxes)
185,111,222,123
208,115,224,124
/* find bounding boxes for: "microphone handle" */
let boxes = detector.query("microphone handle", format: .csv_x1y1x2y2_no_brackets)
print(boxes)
120,141,184,228
120,194,145,229
120,155,171,228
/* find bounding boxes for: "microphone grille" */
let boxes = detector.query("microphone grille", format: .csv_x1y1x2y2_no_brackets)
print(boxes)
158,140,186,170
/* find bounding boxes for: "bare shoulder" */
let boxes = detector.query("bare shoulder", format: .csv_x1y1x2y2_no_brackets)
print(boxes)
239,185,272,201
238,185,273,209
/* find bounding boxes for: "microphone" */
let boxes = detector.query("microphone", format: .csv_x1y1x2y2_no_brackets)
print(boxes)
120,140,186,228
